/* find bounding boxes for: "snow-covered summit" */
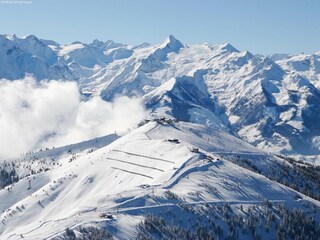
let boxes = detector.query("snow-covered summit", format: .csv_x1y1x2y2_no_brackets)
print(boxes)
160,34,184,51
1,34,320,160
218,42,239,53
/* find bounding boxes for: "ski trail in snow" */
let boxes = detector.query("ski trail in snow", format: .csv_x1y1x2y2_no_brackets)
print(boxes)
105,157,164,172
112,149,174,164
111,167,154,179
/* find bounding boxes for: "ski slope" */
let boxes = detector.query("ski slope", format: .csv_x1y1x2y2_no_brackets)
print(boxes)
1,121,319,239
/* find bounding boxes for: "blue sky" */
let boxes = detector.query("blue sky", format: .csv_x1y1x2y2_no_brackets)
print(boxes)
0,0,319,54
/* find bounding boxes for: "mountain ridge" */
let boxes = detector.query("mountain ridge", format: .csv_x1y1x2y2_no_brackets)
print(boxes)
1,31,320,237
1,120,320,239
1,33,320,162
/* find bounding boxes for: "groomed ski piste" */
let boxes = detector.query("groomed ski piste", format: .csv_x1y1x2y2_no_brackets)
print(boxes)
1,120,319,239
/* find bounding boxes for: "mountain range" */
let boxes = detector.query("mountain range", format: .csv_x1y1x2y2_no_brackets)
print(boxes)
1,33,320,161
1,34,320,239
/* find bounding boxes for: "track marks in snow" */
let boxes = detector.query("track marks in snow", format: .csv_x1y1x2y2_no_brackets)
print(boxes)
112,149,174,164
111,167,154,179
105,157,164,172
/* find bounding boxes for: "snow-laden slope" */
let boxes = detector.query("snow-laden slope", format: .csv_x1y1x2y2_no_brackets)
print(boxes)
1,121,319,239
276,52,320,88
144,70,229,130
1,33,320,161
86,37,320,161
0,35,74,80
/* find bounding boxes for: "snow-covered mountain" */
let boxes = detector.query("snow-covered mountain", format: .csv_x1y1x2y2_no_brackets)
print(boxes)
0,34,74,80
93,37,320,161
1,34,320,239
1,120,320,239
2,34,318,161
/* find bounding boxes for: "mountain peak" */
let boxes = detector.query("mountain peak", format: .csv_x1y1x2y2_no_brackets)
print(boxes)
92,39,103,44
23,34,39,41
5,33,17,40
91,39,125,50
90,39,108,49
0,34,15,47
167,34,178,42
219,42,239,53
160,34,183,50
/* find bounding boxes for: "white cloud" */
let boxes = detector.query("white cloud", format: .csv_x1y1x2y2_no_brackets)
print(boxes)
0,77,147,159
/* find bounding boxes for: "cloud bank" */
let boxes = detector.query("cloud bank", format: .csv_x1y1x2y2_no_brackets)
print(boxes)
0,77,147,159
